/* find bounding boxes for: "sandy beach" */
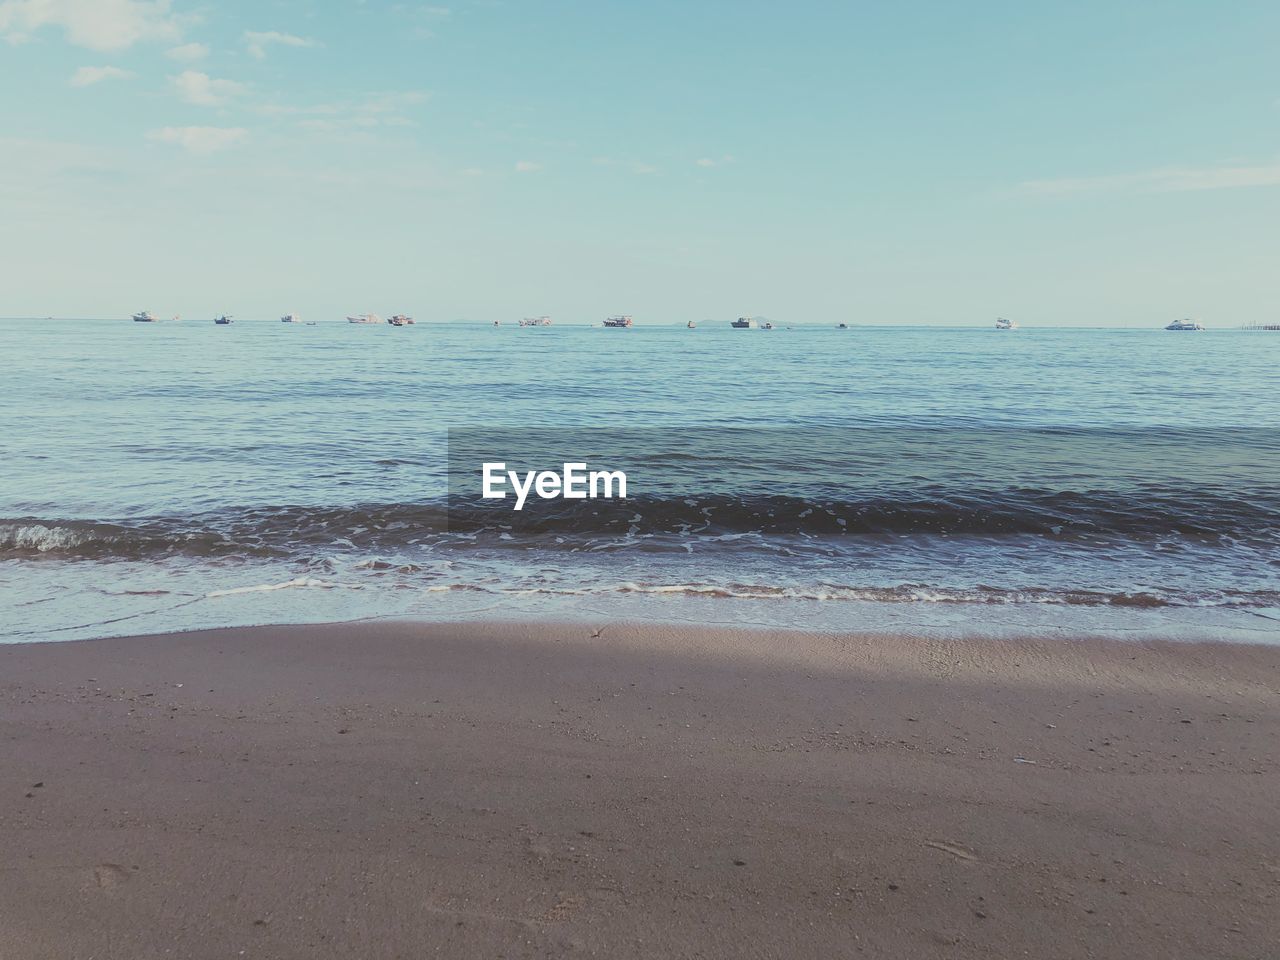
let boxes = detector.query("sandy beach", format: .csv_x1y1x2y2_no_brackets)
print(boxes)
2,620,1278,959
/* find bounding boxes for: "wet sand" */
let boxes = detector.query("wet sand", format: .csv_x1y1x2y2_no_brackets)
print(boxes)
2,620,1278,959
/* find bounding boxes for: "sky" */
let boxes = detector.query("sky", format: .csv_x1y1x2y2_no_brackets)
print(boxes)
0,0,1277,325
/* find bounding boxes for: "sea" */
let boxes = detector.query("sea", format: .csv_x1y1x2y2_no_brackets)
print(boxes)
2,318,1278,644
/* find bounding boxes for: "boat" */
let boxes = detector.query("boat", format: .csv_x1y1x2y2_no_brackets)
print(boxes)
214,315,233,325
519,316,552,327
995,317,1017,330
1165,318,1205,331
731,317,758,329
281,313,301,323
132,311,158,322
836,322,849,329
762,321,774,330
602,315,633,328
387,314,413,326
493,320,500,326
687,321,696,329
347,314,382,324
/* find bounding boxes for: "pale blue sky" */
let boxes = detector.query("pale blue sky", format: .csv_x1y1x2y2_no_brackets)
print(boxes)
1,0,1277,324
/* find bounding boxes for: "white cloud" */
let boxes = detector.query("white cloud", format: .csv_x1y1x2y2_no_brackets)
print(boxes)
1019,161,1280,196
255,90,429,133
147,125,247,154
69,65,132,87
514,160,541,173
243,29,315,59
171,70,246,107
0,0,183,51
695,155,735,168
632,162,658,175
165,41,207,61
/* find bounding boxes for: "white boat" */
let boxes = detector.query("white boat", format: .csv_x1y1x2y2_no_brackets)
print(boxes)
132,311,158,322
687,320,696,329
995,317,1017,330
762,321,774,330
1166,318,1205,331
347,314,382,324
519,316,552,327
730,316,757,329
603,315,633,328
387,314,413,326
281,313,301,323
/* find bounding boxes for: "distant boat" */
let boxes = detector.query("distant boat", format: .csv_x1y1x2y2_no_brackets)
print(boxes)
347,314,382,324
603,315,633,328
519,316,552,327
836,322,849,329
731,317,758,329
281,313,301,323
995,317,1018,330
1166,318,1205,331
387,314,413,326
762,321,774,330
687,320,696,329
493,320,500,326
214,315,233,325
132,311,158,322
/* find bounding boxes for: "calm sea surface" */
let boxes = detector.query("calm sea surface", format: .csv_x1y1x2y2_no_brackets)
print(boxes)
2,318,1278,642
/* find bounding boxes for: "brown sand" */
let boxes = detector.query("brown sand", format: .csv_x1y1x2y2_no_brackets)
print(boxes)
1,620,1278,959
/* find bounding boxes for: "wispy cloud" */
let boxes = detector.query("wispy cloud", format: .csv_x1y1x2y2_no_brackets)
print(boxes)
171,70,247,107
147,125,247,155
243,29,315,60
1019,161,1280,196
514,160,541,173
165,41,208,61
255,90,429,133
69,65,133,87
632,162,658,175
0,0,185,51
695,155,735,168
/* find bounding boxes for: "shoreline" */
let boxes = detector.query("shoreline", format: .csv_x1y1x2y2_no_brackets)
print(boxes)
3,620,1278,958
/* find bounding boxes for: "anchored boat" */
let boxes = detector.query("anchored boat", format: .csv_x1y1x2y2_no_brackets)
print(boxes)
995,317,1018,330
603,315,633,328
731,317,758,329
347,314,382,324
132,311,158,322
1165,318,1205,331
519,316,552,327
214,315,233,325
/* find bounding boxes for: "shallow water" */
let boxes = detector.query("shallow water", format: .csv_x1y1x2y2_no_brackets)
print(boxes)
2,318,1278,642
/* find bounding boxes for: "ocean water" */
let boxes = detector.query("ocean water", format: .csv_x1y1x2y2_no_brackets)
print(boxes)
2,318,1278,643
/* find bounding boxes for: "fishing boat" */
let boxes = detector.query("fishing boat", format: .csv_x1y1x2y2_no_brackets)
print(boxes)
387,314,413,326
731,317,758,329
995,317,1018,330
687,320,696,329
836,322,849,329
214,315,233,325
603,315,633,328
1165,318,1205,331
762,321,774,330
347,314,382,324
132,311,158,322
281,313,301,323
519,316,552,327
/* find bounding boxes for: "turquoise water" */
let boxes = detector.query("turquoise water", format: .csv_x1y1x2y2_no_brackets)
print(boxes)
2,318,1277,642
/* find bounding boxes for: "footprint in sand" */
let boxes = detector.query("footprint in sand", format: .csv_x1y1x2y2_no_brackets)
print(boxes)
92,864,131,888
